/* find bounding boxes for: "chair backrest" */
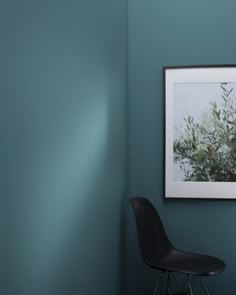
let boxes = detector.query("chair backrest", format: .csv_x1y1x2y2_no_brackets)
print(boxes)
130,197,172,265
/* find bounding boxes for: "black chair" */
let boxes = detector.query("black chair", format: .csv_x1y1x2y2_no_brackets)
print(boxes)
130,197,225,295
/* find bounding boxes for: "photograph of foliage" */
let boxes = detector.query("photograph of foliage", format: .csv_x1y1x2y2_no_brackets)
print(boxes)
174,82,236,182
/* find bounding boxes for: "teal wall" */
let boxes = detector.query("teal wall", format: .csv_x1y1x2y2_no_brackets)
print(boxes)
2,1,236,294
1,1,128,295
128,0,236,294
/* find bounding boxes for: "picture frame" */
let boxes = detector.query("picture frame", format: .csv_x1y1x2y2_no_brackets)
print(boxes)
164,65,236,199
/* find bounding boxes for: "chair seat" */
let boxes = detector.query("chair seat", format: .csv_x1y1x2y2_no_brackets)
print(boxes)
130,197,226,295
150,249,225,276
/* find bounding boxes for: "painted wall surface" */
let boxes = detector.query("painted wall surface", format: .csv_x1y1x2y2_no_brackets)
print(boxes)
128,0,236,294
1,1,128,294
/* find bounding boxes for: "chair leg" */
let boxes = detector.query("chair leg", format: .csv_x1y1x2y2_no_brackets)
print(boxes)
199,277,210,295
188,280,193,295
191,276,198,294
160,273,173,295
180,275,189,292
153,272,173,295
154,273,210,295
186,275,194,295
165,272,172,295
153,273,162,295
187,275,210,295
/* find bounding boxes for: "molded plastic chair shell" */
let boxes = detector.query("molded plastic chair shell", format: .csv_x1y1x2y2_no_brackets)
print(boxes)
130,197,225,276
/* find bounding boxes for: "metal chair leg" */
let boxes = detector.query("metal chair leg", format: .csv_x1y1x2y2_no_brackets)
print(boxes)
153,273,162,295
180,275,189,292
165,272,172,295
160,273,173,295
153,273,210,295
153,272,173,295
200,277,210,295
191,276,198,294
188,280,193,295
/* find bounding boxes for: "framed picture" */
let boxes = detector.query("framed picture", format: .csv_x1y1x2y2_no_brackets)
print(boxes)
164,65,236,199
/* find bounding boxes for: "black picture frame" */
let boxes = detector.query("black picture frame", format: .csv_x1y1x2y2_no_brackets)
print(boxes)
164,65,236,199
